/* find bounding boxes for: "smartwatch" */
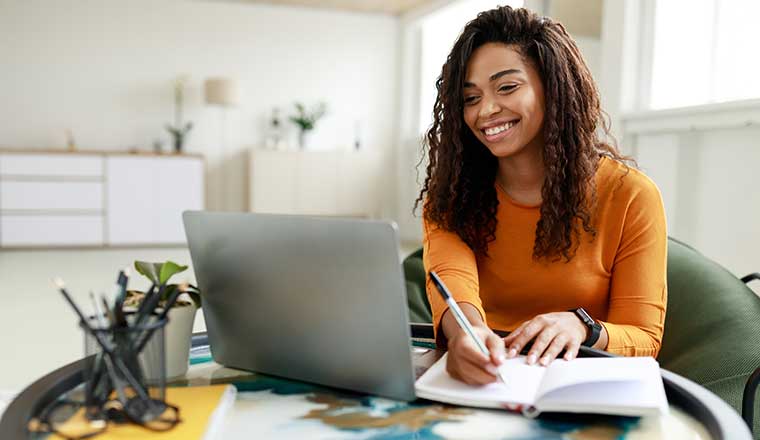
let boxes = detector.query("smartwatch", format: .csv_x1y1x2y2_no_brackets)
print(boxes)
570,308,602,347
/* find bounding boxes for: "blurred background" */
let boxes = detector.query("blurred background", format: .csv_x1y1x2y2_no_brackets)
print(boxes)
1,0,758,396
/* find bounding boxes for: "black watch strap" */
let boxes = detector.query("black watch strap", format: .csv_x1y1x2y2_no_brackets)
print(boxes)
570,307,602,347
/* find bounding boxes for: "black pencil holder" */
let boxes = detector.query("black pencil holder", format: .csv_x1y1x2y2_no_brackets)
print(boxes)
82,312,176,428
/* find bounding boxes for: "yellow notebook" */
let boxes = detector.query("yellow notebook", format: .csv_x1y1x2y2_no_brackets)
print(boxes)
47,384,236,440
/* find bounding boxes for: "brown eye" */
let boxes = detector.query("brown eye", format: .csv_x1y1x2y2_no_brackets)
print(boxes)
498,85,517,92
464,95,480,105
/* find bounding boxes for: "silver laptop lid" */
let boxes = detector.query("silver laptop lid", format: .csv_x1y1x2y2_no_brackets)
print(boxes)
183,211,416,401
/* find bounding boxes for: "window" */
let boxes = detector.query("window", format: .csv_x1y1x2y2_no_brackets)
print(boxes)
417,0,524,134
649,0,760,109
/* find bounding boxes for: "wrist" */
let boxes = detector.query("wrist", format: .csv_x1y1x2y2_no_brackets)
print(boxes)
568,308,602,347
569,311,590,339
448,321,490,340
441,306,484,345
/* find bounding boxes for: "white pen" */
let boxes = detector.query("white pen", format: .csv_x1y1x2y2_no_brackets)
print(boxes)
429,270,509,384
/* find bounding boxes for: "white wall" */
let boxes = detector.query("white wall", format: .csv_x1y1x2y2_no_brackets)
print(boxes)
0,0,399,213
634,127,760,281
598,0,644,147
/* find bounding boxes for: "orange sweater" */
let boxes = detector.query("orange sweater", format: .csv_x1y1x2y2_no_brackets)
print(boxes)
423,157,667,357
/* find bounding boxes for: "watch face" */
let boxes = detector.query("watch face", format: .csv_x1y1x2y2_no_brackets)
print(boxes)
576,308,594,326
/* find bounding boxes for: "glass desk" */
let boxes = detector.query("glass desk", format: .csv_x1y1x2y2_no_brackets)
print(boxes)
1,340,752,439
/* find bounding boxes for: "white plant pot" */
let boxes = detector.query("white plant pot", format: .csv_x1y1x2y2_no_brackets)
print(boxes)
137,305,197,381
162,305,197,380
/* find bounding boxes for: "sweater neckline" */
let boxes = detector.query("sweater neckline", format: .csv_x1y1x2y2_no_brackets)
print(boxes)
495,182,542,209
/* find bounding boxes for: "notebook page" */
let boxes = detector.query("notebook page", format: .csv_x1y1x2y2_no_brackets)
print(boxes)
535,377,668,416
535,357,662,402
415,353,548,407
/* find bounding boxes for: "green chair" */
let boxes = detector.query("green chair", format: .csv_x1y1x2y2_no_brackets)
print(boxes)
402,238,760,437
404,248,431,324
660,238,760,437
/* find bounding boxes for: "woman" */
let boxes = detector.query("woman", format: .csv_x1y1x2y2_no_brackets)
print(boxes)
416,6,667,386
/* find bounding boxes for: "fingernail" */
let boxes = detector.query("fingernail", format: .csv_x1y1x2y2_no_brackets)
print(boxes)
497,354,506,364
540,356,549,366
527,354,536,365
485,364,499,375
508,348,517,358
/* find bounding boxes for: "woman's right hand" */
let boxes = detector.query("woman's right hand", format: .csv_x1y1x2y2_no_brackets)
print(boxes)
445,325,506,386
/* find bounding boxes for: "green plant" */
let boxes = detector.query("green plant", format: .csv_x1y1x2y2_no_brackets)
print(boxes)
165,75,193,153
129,260,201,309
289,102,327,131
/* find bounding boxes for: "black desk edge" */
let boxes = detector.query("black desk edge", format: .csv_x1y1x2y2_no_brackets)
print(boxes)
1,328,752,440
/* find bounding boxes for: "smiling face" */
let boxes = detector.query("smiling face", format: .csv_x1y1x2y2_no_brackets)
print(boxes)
462,43,546,159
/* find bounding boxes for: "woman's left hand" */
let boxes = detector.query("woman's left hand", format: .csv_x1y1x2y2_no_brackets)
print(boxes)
502,312,587,366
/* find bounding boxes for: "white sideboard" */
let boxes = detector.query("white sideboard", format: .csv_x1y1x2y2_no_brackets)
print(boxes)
249,150,384,218
0,150,204,247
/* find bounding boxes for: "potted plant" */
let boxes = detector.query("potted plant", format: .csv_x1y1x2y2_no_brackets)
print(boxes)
289,101,327,149
126,260,201,379
165,75,193,154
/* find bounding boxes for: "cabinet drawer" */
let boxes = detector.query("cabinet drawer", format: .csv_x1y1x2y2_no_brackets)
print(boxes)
105,156,203,245
0,215,104,246
0,154,103,177
0,181,103,211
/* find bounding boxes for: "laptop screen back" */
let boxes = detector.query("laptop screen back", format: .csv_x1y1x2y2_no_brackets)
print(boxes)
183,211,416,401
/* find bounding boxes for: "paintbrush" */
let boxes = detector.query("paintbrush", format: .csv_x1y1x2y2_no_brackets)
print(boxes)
134,284,186,354
112,268,131,328
54,278,100,339
86,292,111,405
133,284,165,329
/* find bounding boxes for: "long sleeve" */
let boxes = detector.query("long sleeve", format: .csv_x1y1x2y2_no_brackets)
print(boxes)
598,177,668,357
422,217,484,344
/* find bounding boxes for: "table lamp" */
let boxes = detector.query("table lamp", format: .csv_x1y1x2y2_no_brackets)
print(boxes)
204,77,238,107
203,77,238,211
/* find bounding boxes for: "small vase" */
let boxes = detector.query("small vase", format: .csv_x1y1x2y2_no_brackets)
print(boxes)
298,130,312,150
173,134,184,154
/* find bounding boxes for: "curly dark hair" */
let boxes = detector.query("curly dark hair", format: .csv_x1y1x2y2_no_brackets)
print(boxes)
415,6,630,261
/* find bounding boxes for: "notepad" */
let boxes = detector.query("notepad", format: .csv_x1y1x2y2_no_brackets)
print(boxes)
47,384,236,440
415,354,668,417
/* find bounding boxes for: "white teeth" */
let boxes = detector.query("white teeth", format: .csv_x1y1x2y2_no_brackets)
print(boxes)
484,121,517,136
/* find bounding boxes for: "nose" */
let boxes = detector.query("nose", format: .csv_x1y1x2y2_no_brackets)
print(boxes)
478,95,501,119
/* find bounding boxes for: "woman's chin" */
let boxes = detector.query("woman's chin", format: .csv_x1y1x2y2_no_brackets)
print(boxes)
483,140,525,158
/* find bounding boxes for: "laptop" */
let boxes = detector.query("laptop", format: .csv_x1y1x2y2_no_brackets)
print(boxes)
182,211,417,401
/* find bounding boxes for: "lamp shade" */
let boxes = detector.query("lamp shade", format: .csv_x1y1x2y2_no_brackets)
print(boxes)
204,77,238,106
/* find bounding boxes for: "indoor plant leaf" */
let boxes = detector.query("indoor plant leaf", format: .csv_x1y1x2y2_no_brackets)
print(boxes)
186,290,202,308
184,284,202,308
134,261,162,284
158,261,188,285
134,260,200,308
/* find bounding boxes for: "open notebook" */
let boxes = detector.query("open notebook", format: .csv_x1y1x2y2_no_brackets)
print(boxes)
415,354,668,417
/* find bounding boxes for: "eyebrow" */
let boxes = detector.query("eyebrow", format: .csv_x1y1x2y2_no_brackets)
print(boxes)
463,69,523,88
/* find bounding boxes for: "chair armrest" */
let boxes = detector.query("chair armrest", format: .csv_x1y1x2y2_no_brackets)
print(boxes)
742,366,760,434
741,273,760,284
